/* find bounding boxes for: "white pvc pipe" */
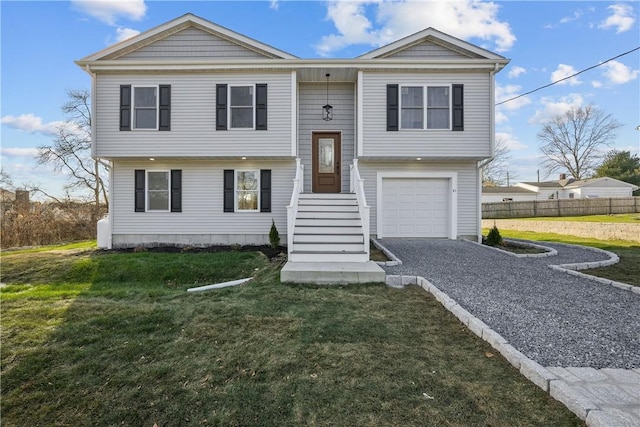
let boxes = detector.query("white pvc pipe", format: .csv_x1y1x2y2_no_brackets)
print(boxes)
187,277,252,292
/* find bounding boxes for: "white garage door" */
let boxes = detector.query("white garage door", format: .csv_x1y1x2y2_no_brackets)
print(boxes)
381,178,450,237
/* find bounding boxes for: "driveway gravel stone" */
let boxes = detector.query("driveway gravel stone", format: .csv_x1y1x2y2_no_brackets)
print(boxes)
379,238,640,369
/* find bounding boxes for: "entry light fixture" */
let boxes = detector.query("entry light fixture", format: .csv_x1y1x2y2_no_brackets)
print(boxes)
322,73,333,121
149,158,155,161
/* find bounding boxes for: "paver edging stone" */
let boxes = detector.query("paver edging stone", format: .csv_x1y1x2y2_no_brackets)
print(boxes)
384,273,610,424
467,238,637,294
462,238,558,258
371,239,402,266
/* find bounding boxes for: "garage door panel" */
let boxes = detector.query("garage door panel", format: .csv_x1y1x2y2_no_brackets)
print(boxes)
381,177,450,238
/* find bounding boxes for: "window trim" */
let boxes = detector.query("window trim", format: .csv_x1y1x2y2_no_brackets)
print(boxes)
146,170,170,212
399,84,452,131
235,169,260,212
228,84,256,130
132,85,159,131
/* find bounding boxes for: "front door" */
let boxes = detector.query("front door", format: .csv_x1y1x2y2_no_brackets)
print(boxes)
312,132,341,193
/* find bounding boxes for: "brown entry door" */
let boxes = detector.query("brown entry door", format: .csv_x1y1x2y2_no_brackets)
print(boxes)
312,132,341,193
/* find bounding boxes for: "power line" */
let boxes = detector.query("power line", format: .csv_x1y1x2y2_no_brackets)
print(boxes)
495,46,640,106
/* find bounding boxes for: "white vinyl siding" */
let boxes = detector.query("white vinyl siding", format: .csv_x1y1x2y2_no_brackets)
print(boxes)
117,27,273,60
95,73,292,158
379,41,480,59
361,72,491,158
298,82,355,193
110,159,294,241
358,160,479,238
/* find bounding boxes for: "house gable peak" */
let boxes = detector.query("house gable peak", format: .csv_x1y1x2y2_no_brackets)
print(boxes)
78,13,298,62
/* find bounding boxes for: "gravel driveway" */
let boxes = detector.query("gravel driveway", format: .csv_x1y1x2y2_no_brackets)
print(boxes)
379,238,640,369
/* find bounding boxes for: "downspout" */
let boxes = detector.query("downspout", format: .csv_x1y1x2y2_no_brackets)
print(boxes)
86,64,113,249
476,63,501,242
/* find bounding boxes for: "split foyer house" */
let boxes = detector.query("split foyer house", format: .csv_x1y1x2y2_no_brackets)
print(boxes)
77,13,509,273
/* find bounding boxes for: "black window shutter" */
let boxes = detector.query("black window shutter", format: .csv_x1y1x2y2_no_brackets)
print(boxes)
260,169,271,212
216,84,228,131
170,169,181,212
452,84,464,131
134,169,145,212
159,85,171,131
255,84,268,130
386,84,399,131
223,169,234,212
120,85,131,131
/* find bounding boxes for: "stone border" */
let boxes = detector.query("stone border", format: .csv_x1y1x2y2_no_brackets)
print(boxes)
467,238,639,295
385,274,632,425
371,239,402,266
464,238,558,258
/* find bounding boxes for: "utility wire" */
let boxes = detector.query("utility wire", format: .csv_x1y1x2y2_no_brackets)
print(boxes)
495,46,640,106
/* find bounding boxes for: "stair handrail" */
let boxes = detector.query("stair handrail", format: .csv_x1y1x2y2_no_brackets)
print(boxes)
287,159,304,255
350,159,370,256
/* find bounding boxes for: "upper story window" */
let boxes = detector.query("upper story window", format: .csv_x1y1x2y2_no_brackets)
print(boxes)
400,85,451,130
133,87,158,130
120,85,170,131
230,86,254,129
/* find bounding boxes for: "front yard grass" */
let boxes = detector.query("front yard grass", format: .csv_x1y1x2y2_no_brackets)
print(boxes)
488,229,640,287
1,245,583,426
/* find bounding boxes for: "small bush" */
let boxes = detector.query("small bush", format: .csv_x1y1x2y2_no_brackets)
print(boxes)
269,220,280,249
486,224,504,247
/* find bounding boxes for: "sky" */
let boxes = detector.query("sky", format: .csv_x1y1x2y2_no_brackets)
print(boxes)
1,0,639,199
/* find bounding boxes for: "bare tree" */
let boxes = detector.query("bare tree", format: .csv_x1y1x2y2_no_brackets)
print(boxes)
483,136,517,186
37,89,108,221
538,104,622,180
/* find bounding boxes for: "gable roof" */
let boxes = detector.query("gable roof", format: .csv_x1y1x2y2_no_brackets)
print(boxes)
78,13,298,62
517,176,639,191
358,27,506,60
482,186,536,194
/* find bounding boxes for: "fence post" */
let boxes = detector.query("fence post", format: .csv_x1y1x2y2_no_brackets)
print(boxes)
557,199,561,217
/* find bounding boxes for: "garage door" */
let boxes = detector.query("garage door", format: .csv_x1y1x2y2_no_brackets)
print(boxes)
381,178,450,237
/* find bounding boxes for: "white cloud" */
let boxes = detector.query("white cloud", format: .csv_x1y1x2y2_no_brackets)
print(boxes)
0,147,40,158
544,9,584,28
528,93,584,125
496,131,526,150
602,60,639,84
591,80,603,88
508,66,526,79
495,84,531,111
599,3,635,33
71,0,146,25
495,111,508,124
269,0,279,10
315,0,516,56
115,27,140,42
550,64,582,85
1,114,82,137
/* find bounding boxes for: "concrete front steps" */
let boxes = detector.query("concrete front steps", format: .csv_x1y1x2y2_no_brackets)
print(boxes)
282,193,385,284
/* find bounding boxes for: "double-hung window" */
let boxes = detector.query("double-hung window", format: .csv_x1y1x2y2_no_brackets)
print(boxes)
399,85,451,130
235,170,259,211
230,86,254,129
147,171,169,211
133,86,158,130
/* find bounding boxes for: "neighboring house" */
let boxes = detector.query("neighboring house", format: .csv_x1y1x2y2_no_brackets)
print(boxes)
77,13,508,280
514,175,639,200
482,186,537,203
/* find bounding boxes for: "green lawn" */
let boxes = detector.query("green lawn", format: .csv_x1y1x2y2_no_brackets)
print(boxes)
0,244,583,426
516,213,640,223
488,229,640,286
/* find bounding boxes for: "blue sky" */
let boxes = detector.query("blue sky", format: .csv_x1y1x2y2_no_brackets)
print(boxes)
1,0,639,198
